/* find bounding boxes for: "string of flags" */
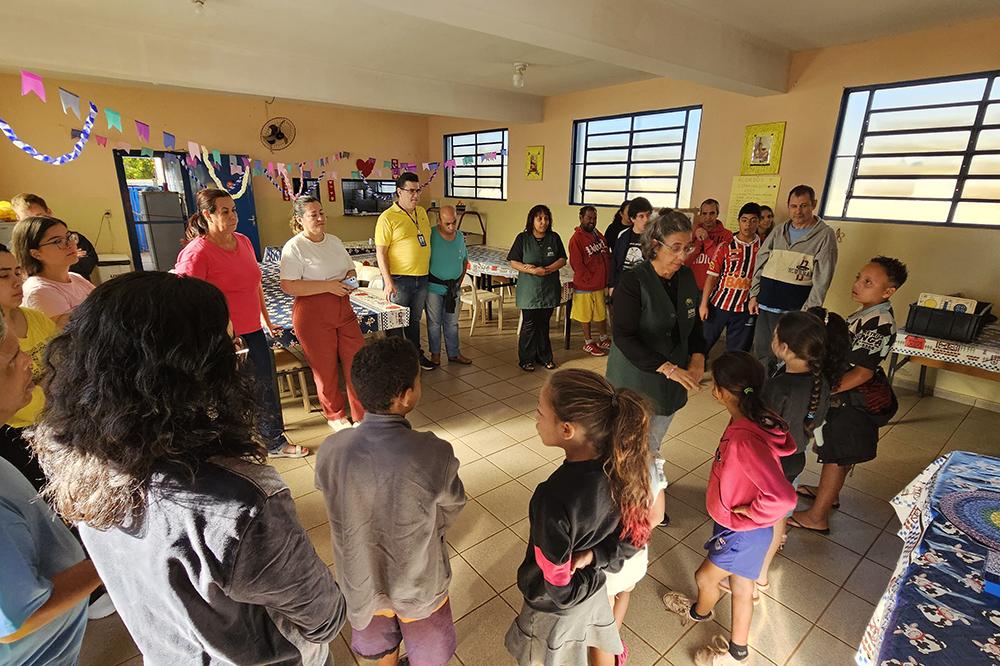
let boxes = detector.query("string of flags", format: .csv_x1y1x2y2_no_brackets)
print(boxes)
3,70,508,196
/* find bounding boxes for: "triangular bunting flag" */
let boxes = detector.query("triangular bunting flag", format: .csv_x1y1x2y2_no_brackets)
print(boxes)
383,160,392,168
94,134,108,147
140,148,154,157
135,120,150,143
58,88,81,119
20,71,46,102
187,141,200,161
105,109,122,132
70,129,83,139
211,149,221,165
163,132,176,149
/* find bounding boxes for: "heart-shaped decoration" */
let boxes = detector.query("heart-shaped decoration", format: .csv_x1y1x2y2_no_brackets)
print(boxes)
356,158,376,178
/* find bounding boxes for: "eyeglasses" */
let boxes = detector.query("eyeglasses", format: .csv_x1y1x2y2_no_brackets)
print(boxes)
399,188,421,195
38,232,79,250
656,239,697,256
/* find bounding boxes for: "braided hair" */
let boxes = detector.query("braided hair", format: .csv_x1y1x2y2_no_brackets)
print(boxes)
774,308,852,438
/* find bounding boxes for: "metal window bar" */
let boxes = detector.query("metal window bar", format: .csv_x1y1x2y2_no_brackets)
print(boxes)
444,129,508,200
828,70,1000,225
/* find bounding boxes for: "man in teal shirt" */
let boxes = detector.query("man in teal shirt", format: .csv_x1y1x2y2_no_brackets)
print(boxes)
426,206,471,365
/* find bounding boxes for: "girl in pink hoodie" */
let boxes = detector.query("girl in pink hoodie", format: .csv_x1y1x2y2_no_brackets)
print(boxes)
662,351,797,666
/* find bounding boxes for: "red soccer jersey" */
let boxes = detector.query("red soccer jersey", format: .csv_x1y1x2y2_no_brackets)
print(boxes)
707,236,760,313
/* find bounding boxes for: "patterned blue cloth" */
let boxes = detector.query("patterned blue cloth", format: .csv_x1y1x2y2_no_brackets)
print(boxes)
858,451,1000,665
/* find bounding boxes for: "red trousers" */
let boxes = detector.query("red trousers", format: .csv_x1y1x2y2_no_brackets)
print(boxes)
292,292,365,421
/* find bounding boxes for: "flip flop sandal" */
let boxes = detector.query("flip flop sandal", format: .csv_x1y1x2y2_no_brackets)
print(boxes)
519,362,535,372
717,579,761,604
787,515,831,535
796,485,840,509
268,444,310,459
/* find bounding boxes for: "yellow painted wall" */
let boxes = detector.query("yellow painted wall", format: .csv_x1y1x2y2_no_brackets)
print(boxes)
0,75,428,249
426,19,1000,405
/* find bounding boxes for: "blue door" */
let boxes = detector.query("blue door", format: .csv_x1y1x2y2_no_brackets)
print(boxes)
212,155,262,260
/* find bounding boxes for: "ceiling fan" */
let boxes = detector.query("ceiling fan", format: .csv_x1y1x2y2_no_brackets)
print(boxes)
260,117,295,151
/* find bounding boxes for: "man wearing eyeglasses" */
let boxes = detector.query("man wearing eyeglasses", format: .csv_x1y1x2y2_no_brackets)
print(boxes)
375,172,436,370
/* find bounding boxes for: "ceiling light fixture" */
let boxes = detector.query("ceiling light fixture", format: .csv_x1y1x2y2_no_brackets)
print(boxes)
512,63,527,89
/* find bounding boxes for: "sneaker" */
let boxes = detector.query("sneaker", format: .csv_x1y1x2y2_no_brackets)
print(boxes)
659,513,671,528
695,635,742,665
419,355,437,371
88,591,116,619
598,337,612,350
583,341,607,357
327,418,352,432
661,591,711,625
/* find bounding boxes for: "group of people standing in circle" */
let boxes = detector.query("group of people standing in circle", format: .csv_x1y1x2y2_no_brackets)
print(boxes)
1,179,911,666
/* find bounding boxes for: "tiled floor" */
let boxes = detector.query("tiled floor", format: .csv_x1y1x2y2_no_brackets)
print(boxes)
80,312,1000,666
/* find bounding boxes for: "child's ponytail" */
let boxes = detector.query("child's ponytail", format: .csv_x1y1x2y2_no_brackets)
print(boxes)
546,369,652,548
712,351,787,433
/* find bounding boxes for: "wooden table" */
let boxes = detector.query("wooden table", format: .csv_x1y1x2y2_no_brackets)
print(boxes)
887,324,1000,396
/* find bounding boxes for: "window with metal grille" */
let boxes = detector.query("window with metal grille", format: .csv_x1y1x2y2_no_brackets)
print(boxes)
570,106,702,208
823,71,1000,228
444,129,508,200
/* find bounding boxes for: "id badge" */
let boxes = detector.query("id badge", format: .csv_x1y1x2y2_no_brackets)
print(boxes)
417,233,427,247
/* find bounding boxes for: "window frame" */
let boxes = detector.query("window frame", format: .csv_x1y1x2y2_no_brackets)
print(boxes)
443,128,508,201
821,69,1000,229
568,104,702,209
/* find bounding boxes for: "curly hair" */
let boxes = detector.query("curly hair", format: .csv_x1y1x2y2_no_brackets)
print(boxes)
350,337,419,413
546,369,652,548
870,256,908,288
30,271,264,529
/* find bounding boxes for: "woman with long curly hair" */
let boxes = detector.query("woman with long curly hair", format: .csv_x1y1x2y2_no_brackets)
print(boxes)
30,271,346,665
504,369,652,666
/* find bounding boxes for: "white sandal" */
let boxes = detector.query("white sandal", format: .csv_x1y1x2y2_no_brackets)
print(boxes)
268,444,310,459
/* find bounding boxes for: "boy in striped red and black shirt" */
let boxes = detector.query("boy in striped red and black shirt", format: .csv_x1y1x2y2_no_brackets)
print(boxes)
698,202,762,353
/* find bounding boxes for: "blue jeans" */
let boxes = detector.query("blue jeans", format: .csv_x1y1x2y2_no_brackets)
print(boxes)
650,413,674,455
242,329,289,452
390,275,428,353
425,290,461,359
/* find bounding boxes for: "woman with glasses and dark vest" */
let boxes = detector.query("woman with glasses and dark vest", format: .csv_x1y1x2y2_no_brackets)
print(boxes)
606,209,707,457
11,216,94,322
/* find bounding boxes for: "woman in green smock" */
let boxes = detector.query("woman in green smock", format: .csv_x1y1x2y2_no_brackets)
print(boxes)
507,205,567,372
606,209,707,455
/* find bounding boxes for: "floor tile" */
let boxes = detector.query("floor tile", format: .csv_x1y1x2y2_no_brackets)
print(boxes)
446,500,505,552
494,414,540,441
470,401,521,424
477,481,533,525
866,531,903,569
661,439,714,472
844,558,893,605
619,625,662,666
658,498,708,541
741,596,813,665
520,434,565,461
622,575,694,653
501,393,542,417
786,626,858,666
306,523,335,565
449,554,496,621
461,529,524,591
437,411,492,438
460,458,512,497
450,439,484,465
450,388,497,410
821,509,882,555
663,618,773,665
781,527,862,585
418,397,468,422
454,596,517,665
279,462,318,499
516,462,559,492
666,472,709,513
78,614,141,666
816,589,875,648
461,425,519,456
486,444,548,477
676,425,724,454
480,380,522,400
293,490,329,530
757,554,839,623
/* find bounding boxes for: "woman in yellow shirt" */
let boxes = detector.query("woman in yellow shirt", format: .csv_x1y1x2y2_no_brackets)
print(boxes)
0,243,59,490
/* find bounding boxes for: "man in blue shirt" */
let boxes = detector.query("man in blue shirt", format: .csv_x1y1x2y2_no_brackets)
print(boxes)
0,316,103,664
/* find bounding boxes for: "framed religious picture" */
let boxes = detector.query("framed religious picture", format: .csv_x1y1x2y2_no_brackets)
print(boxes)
525,146,544,180
741,122,786,175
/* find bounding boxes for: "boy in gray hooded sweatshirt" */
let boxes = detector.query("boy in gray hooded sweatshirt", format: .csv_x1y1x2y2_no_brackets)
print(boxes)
748,184,839,364
315,336,466,666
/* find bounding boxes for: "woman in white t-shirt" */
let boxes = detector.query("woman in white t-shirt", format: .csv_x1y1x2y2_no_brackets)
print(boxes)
11,216,95,322
280,196,365,430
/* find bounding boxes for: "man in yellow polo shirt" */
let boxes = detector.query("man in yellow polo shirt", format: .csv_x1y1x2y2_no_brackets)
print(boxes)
375,172,436,370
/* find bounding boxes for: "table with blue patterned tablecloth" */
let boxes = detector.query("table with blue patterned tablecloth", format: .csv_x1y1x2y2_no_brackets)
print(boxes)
857,450,1000,665
260,262,409,337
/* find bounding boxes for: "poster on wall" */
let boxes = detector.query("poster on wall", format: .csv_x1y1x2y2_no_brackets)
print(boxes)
727,175,781,228
525,146,544,180
740,122,786,175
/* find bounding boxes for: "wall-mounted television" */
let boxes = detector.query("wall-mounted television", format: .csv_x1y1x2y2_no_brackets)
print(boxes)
341,179,395,216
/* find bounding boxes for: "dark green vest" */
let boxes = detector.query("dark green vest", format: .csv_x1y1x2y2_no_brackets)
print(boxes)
606,261,699,415
515,232,562,310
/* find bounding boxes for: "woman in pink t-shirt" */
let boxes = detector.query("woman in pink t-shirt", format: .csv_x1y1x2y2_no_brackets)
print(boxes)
11,216,95,323
175,188,306,458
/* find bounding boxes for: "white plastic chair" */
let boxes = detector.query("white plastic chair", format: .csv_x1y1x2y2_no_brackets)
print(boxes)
459,274,503,336
356,265,382,287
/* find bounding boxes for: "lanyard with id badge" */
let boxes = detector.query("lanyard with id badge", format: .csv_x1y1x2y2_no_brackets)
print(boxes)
402,206,427,247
